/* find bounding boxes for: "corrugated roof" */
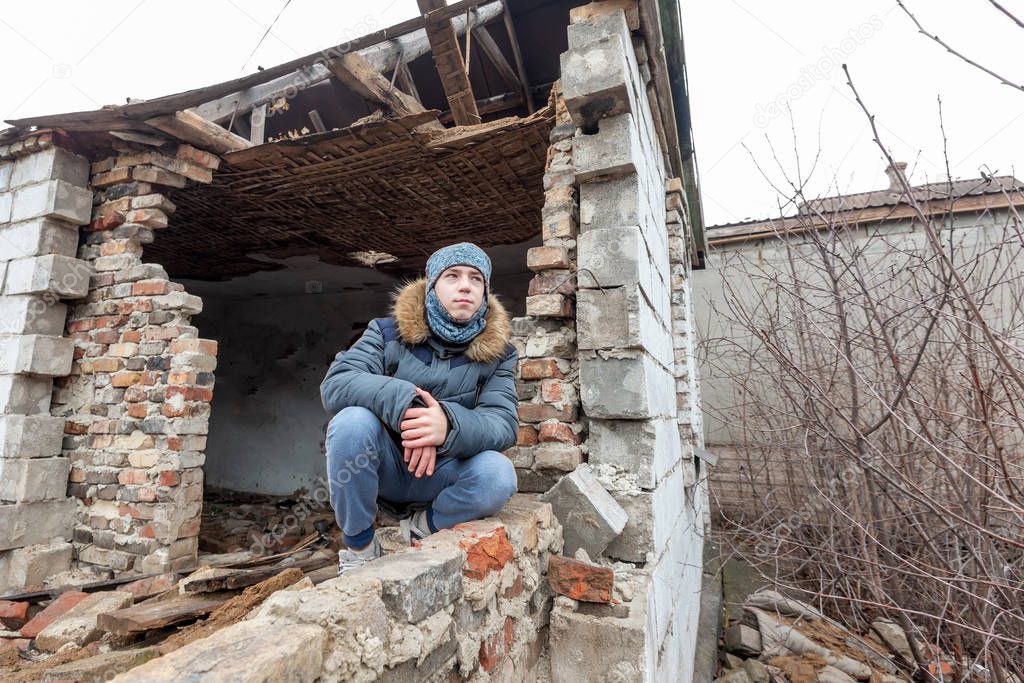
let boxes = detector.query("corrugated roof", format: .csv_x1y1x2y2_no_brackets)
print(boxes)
797,175,1024,214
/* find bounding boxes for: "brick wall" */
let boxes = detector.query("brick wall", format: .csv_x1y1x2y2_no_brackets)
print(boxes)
0,136,93,593
50,145,220,576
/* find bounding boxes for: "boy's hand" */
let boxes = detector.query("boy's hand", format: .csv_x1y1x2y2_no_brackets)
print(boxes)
404,445,437,478
400,388,449,450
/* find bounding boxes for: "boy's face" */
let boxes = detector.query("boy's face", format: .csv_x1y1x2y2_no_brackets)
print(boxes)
434,265,485,321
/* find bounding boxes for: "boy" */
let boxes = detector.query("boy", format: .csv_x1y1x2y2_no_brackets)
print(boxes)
320,242,518,574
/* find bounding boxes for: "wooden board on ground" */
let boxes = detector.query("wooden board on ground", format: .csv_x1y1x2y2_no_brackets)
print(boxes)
98,593,233,634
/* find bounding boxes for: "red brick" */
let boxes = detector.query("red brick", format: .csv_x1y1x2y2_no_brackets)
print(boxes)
528,271,576,297
539,422,579,444
0,600,29,628
520,359,563,381
526,246,569,272
66,318,95,333
158,471,180,487
501,573,524,599
176,144,221,170
118,469,148,485
139,525,156,539
119,503,155,520
458,527,514,580
547,555,613,603
64,420,89,435
87,211,125,232
516,425,538,446
166,385,213,402
479,617,515,672
540,379,564,403
169,338,218,355
126,403,148,418
132,279,170,296
111,372,142,388
120,330,142,343
167,371,195,385
517,402,575,423
19,591,88,638
177,517,201,538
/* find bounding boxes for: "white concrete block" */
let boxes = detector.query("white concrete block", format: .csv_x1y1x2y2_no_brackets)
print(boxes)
577,286,672,368
0,541,72,592
574,114,643,182
0,457,70,502
9,147,89,190
0,498,75,550
0,191,11,224
0,295,68,335
580,352,676,419
0,334,74,376
3,254,91,298
0,374,53,414
589,417,683,489
0,161,11,191
0,218,80,260
10,179,92,225
0,414,64,457
605,462,686,564
560,33,639,128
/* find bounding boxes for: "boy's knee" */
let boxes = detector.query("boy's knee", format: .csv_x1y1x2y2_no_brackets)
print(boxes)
328,406,382,440
473,451,517,513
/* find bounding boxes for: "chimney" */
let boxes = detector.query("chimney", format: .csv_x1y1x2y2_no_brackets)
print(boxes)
885,161,908,191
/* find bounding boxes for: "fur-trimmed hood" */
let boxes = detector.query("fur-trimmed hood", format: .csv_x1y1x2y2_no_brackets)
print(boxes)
391,278,511,363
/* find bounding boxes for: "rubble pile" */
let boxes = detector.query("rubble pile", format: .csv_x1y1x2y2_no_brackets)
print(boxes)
715,589,958,683
0,494,562,682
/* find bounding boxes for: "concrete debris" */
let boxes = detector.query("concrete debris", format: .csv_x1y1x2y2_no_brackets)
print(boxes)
713,587,921,683
538,464,627,558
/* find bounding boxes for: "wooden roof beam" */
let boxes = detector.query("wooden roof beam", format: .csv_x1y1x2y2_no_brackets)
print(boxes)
417,0,481,126
191,2,503,125
330,51,440,127
145,109,252,154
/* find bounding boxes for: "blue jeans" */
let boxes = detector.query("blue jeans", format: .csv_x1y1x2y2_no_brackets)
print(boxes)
325,406,517,547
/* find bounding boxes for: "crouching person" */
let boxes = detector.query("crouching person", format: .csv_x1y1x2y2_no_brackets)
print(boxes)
319,242,519,575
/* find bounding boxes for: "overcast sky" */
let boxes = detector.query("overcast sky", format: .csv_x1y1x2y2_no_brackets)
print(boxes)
2,1,1021,227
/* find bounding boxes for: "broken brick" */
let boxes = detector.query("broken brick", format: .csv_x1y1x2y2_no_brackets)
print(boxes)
0,600,29,629
458,526,514,580
547,554,614,603
520,359,563,380
479,616,515,672
19,591,89,638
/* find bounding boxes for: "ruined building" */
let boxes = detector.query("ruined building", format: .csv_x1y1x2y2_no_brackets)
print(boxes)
0,0,709,679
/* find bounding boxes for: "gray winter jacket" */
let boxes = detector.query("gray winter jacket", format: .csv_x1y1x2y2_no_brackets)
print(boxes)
320,278,518,458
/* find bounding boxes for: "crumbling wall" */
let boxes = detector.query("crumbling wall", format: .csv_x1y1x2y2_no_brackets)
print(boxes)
506,89,583,493
50,146,221,577
112,495,561,681
0,135,94,594
549,6,706,681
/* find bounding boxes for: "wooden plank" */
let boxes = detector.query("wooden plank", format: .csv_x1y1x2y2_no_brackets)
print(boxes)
6,0,504,130
502,7,534,114
330,51,429,119
97,593,231,635
194,3,503,125
417,0,481,126
145,109,252,154
474,27,520,89
250,104,267,145
181,553,334,594
395,60,421,103
308,109,327,133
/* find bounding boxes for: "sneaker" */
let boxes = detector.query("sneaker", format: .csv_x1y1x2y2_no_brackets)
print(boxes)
337,536,381,575
399,509,432,544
